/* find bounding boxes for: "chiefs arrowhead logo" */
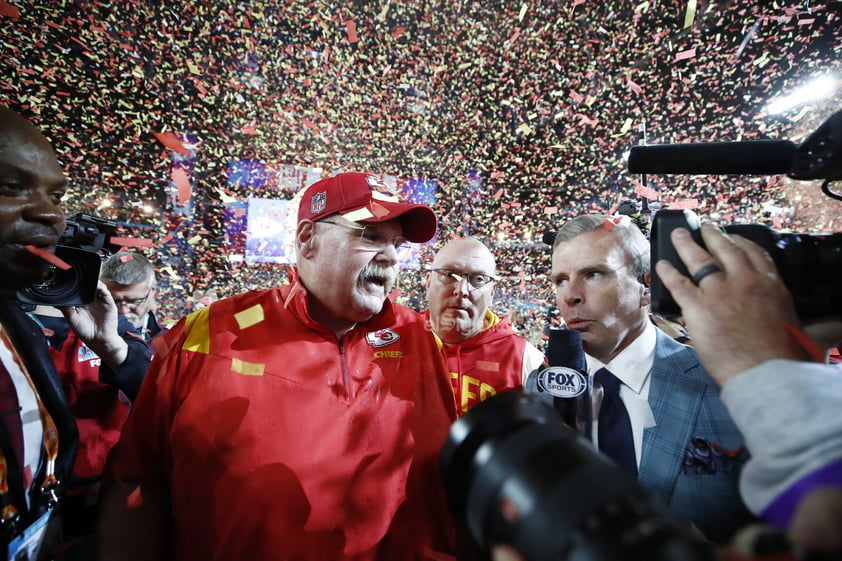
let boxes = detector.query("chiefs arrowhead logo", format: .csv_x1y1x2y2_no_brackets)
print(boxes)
366,328,400,347
364,174,396,196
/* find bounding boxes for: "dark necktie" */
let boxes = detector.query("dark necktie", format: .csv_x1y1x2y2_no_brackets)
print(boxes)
595,368,637,477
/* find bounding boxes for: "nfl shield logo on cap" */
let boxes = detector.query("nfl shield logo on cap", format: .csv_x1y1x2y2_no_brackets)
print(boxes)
310,191,327,215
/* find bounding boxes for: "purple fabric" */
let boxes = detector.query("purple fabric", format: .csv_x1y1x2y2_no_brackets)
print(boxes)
761,458,842,529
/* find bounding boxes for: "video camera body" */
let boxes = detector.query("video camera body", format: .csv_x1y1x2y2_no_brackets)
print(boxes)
16,213,120,307
634,108,842,320
650,209,842,319
616,198,662,239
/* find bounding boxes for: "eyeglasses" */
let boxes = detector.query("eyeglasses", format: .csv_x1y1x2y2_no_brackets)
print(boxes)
113,287,153,308
320,220,410,252
430,268,497,290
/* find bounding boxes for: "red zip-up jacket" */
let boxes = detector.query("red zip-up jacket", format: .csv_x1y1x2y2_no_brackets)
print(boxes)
104,278,459,561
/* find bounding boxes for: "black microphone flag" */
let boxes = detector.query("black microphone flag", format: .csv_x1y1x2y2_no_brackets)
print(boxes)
526,328,590,435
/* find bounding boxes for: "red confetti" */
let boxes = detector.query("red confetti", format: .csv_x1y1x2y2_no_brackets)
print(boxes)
152,132,191,157
171,167,192,204
0,0,20,19
674,47,697,62
25,245,72,270
626,79,644,95
110,237,154,248
669,199,700,210
633,182,659,200
346,20,359,44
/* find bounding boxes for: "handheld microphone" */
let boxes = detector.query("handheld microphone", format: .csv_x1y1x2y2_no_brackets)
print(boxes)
526,328,591,436
628,139,797,175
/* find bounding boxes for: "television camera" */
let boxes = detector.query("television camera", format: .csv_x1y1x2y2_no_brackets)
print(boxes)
15,214,121,307
632,108,842,318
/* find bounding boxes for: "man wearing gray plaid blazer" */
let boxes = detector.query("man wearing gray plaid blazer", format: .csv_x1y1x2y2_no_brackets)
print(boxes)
547,213,754,544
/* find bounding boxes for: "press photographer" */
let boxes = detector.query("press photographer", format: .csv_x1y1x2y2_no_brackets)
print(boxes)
654,223,842,558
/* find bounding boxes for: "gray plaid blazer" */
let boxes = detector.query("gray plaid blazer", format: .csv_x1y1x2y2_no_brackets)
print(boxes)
638,329,755,544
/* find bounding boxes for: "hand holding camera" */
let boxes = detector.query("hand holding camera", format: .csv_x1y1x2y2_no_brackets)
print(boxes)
59,281,130,368
654,224,809,384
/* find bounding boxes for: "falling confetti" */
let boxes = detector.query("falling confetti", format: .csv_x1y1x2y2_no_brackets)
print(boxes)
0,0,839,340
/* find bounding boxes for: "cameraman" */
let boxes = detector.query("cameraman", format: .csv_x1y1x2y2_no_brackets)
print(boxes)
0,106,79,559
39,282,152,402
30,283,152,560
99,251,167,348
1,106,152,560
655,223,842,555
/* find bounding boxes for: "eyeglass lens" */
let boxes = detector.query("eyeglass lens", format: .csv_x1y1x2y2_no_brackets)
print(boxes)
433,269,495,289
321,220,409,251
114,288,151,307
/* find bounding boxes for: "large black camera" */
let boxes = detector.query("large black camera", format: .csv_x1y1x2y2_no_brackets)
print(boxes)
630,108,842,319
650,209,842,319
15,214,119,306
440,391,714,561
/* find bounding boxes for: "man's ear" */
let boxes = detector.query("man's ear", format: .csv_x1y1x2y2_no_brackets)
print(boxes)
641,270,652,307
296,221,317,259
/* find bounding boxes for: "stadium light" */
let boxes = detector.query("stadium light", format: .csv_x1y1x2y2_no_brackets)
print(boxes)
766,74,838,115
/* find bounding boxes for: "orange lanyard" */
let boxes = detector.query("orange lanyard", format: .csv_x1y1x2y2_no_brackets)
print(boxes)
0,454,18,526
0,327,60,522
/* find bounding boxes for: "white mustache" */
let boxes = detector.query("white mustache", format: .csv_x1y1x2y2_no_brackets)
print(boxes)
361,263,397,289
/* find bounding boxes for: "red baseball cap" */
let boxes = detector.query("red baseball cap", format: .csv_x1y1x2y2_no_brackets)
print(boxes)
297,172,437,243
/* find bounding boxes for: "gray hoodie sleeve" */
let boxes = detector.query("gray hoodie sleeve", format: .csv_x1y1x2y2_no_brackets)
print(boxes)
720,359,842,528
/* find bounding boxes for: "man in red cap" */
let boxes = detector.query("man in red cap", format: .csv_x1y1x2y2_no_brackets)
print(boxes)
99,173,461,561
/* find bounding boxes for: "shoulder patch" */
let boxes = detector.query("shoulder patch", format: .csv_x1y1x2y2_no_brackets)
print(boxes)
183,306,211,354
235,304,264,330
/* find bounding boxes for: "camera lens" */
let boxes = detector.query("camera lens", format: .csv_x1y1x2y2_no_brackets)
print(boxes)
15,246,102,306
440,391,714,561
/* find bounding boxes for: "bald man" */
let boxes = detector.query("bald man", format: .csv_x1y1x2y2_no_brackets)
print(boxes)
423,237,544,415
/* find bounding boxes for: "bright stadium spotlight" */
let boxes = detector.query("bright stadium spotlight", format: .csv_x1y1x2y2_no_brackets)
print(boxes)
766,74,838,115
